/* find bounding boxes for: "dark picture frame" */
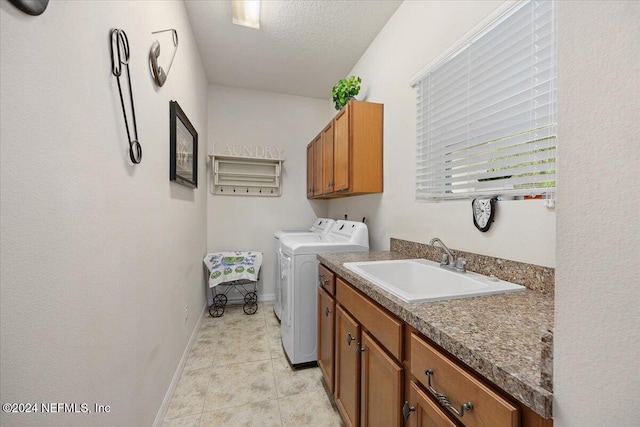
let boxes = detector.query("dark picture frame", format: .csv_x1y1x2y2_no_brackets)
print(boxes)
170,100,198,188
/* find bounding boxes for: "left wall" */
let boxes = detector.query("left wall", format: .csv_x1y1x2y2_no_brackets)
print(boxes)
0,1,208,426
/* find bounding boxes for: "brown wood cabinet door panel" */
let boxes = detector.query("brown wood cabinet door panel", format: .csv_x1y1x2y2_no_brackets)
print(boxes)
349,101,383,193
336,277,403,360
313,134,323,196
318,263,336,296
360,331,403,427
333,105,350,192
335,305,360,427
322,121,335,194
410,333,519,427
318,287,335,394
407,381,460,427
306,142,314,198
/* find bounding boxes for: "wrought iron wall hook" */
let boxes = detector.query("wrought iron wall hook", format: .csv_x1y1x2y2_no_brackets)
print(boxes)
149,28,178,87
110,28,142,164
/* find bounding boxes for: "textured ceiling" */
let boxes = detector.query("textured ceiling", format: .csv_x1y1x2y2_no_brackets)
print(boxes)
184,0,403,99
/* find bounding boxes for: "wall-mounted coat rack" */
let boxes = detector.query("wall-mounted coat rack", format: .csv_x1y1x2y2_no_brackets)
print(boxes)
149,29,178,87
209,155,284,197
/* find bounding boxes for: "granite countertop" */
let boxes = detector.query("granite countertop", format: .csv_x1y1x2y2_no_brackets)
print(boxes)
318,251,554,418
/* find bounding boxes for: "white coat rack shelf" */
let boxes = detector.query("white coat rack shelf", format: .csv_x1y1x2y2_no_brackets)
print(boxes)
209,154,284,197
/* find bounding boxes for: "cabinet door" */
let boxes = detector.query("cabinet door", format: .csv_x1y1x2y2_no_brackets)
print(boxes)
335,305,360,427
360,330,403,427
333,104,350,192
406,381,459,427
306,142,314,198
313,134,323,197
318,287,335,394
321,121,335,194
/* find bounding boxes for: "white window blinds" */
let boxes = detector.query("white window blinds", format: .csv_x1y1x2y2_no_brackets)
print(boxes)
415,0,557,201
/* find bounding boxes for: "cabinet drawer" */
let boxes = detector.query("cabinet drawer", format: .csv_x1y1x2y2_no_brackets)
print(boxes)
410,333,519,427
336,277,402,360
318,263,336,295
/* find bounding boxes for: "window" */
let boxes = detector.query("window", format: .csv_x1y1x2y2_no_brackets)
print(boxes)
414,0,557,201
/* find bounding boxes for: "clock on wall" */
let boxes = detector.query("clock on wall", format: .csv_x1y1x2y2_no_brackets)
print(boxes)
472,197,498,232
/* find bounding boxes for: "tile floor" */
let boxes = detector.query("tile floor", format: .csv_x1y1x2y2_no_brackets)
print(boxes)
162,302,344,427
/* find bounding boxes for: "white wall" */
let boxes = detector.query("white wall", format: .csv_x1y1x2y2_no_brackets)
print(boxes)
207,85,332,300
554,1,640,425
326,0,556,267
0,1,208,426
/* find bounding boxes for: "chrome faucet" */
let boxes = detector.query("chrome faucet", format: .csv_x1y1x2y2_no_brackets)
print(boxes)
429,237,466,273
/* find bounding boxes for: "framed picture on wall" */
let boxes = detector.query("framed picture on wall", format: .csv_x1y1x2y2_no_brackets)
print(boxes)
170,100,198,188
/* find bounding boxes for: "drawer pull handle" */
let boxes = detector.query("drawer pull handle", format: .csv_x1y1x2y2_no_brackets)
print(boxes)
356,343,365,355
425,369,473,417
325,307,332,317
347,333,354,346
402,401,416,421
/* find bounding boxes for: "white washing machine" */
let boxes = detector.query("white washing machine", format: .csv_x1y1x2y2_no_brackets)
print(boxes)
280,220,369,367
273,218,335,321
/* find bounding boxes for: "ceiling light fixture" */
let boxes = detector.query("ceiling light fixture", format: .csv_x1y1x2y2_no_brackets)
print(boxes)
231,0,260,30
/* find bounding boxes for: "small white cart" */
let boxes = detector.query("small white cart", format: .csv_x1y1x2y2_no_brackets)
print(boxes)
203,251,263,317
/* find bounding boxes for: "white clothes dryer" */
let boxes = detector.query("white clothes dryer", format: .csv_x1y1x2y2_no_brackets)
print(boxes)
279,220,369,367
272,218,335,321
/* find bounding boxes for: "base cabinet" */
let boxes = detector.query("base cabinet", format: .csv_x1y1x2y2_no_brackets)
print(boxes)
410,332,519,427
318,264,553,427
405,381,459,427
335,305,361,427
318,286,335,394
334,278,403,427
360,330,403,427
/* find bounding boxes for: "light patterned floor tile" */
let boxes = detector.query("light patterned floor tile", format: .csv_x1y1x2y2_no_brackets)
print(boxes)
203,360,277,412
269,336,286,359
215,320,268,340
213,334,271,366
279,390,343,426
200,399,282,427
162,413,201,427
164,299,347,426
183,339,217,372
165,368,210,419
272,356,324,398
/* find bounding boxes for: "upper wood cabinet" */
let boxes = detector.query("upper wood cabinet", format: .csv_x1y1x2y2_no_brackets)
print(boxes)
306,141,314,198
312,134,323,197
321,121,335,194
307,100,383,199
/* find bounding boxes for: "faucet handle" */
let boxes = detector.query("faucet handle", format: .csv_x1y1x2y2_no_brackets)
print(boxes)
440,253,449,266
455,257,467,272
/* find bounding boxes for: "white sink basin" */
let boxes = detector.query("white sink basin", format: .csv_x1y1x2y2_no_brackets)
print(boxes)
343,259,525,303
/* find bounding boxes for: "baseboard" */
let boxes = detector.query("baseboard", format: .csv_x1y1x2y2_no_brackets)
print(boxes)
152,302,207,427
